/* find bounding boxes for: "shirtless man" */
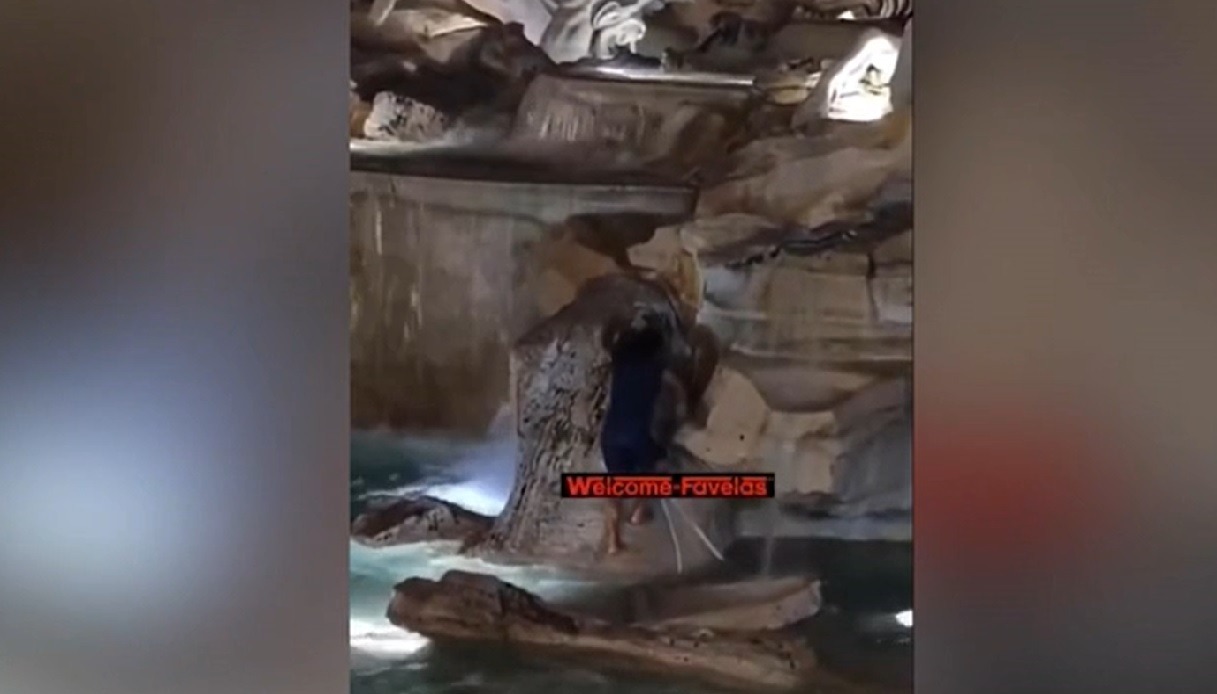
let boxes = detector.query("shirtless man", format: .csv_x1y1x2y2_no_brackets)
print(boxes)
598,311,686,554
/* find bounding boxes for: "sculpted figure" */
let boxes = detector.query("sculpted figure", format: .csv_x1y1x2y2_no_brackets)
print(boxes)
356,0,665,65
539,0,662,63
350,6,553,140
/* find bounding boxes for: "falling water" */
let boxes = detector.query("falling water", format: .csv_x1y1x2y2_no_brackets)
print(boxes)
759,440,798,577
758,497,781,577
350,431,733,694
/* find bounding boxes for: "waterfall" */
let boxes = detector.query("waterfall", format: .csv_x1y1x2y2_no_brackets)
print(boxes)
759,440,798,577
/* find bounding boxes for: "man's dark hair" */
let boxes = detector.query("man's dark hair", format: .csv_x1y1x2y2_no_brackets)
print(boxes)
602,313,667,361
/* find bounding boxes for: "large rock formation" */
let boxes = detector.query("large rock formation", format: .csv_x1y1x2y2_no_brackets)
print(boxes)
350,0,916,594
471,274,734,575
349,151,694,434
638,575,822,630
388,570,832,691
629,198,912,389
510,70,754,176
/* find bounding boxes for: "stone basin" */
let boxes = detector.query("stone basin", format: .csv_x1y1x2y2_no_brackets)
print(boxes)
349,144,696,434
552,64,756,89
510,68,756,174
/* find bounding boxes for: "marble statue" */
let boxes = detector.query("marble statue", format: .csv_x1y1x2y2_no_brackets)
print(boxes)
356,0,667,64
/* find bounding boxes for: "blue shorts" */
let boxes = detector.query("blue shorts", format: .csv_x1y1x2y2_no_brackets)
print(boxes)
601,438,665,475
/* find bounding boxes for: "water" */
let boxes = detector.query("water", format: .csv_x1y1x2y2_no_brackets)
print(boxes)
759,499,781,577
349,431,738,694
349,431,912,693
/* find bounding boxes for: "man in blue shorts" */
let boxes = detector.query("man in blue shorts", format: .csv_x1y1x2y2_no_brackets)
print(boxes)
599,311,683,554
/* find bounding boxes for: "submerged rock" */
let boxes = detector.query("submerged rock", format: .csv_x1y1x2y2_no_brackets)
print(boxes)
351,495,493,548
388,570,825,691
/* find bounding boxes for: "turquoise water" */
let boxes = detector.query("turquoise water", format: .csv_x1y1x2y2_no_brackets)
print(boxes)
348,432,911,693
348,432,736,694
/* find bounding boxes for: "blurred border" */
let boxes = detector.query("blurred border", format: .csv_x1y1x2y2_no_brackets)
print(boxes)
0,2,350,693
917,1,1217,691
4,0,1217,692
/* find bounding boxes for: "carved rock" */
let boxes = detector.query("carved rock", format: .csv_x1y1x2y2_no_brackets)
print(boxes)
627,213,781,312
642,576,821,631
818,377,911,517
674,361,846,495
793,28,902,125
511,73,751,175
672,363,912,503
471,274,732,575
531,220,624,318
360,91,454,142
629,211,912,381
387,570,825,691
348,149,695,434
352,20,552,129
351,495,494,548
557,575,822,631
698,136,910,226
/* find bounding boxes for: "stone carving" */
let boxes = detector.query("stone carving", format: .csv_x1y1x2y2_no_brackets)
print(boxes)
351,15,553,141
469,274,732,575
358,91,454,141
534,0,665,63
388,570,827,691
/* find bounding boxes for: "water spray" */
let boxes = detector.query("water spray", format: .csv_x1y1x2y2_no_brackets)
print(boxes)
666,498,726,564
659,499,684,574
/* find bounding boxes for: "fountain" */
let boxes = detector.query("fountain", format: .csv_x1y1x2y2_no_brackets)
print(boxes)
350,144,696,434
350,9,915,692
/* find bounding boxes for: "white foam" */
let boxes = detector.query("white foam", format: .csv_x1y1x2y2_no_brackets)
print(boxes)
350,617,430,659
895,609,913,628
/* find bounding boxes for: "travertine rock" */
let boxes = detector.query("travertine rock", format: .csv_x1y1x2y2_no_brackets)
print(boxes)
388,570,825,691
349,189,535,434
673,361,846,495
871,226,912,265
676,366,770,468
531,220,623,318
627,213,786,311
827,378,911,516
351,495,493,548
362,91,453,141
351,19,552,129
871,263,912,325
627,210,911,425
697,140,909,227
511,73,751,174
472,274,732,575
796,28,901,124
637,576,822,631
348,154,694,434
674,363,912,499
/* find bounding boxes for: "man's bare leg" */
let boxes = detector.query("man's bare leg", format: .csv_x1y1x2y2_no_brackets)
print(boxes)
604,498,626,554
628,498,653,525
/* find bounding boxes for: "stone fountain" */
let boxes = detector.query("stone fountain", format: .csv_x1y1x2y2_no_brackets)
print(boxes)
350,12,915,691
349,143,696,434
